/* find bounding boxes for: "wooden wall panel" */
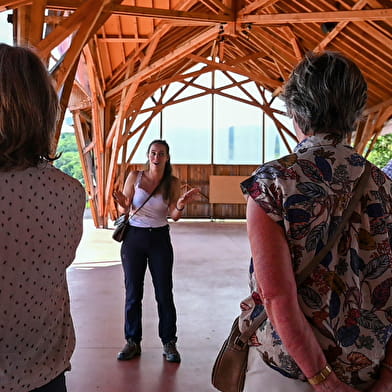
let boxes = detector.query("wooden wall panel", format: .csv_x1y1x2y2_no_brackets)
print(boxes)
122,164,258,219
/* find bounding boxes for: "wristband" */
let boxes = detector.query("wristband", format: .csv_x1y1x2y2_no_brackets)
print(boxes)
176,205,184,211
307,364,332,385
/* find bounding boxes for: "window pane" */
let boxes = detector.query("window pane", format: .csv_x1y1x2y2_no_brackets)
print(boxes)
126,115,160,163
0,12,13,44
264,116,297,162
162,97,211,164
214,96,262,164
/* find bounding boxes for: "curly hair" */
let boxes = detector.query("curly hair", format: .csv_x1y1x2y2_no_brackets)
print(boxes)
281,51,367,137
0,44,59,171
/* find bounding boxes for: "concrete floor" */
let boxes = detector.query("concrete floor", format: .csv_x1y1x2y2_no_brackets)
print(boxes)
66,219,251,392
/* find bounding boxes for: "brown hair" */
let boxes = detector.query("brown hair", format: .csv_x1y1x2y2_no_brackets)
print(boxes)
146,139,173,201
0,44,59,171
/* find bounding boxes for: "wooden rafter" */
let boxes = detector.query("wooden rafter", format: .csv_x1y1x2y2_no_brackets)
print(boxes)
50,0,109,90
239,9,392,25
239,0,278,16
106,25,221,99
188,54,281,88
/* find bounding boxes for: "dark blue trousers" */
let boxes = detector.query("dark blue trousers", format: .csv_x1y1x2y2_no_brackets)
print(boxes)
120,225,177,344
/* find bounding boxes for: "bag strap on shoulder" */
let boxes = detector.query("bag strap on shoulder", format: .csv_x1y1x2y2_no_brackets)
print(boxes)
128,176,164,219
235,161,371,348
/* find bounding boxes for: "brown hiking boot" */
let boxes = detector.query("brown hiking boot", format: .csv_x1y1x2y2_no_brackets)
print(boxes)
117,339,141,360
163,340,181,363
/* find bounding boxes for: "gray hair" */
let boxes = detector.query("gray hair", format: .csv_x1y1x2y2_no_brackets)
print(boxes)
281,51,367,136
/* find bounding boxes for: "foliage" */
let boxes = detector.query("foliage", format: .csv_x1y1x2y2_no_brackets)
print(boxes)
54,133,85,187
366,134,392,169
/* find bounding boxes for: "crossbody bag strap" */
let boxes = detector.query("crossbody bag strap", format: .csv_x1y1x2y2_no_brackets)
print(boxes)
128,174,164,219
235,161,371,348
297,161,371,285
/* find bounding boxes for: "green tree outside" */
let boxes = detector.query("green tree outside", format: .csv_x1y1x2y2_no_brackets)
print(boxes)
54,133,85,187
366,133,392,169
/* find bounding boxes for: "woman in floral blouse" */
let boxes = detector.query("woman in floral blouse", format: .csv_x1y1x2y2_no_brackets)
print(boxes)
240,51,392,392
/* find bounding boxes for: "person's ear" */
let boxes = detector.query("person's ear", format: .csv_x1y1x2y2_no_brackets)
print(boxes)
293,119,307,142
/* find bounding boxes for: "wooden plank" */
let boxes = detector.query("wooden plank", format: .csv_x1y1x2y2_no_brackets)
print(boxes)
209,175,248,204
240,9,392,25
51,0,108,89
35,0,97,59
29,0,46,44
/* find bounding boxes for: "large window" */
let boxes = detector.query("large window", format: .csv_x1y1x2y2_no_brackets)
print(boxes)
128,70,296,164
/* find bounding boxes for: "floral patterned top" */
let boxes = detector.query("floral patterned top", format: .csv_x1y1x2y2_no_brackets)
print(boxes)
239,134,392,388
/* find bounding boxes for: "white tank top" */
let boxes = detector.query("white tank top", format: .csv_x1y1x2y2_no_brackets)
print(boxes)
129,171,169,228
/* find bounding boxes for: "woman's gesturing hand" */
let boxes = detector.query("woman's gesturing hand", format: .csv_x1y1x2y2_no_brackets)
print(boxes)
176,187,201,209
113,189,130,211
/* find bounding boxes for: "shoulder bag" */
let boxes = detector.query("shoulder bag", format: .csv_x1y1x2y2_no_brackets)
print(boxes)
112,176,163,242
211,162,371,392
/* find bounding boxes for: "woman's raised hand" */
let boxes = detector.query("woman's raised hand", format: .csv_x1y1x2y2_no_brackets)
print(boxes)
177,187,201,209
113,189,130,211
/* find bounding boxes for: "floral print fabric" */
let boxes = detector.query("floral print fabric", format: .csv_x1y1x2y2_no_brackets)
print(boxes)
239,134,392,387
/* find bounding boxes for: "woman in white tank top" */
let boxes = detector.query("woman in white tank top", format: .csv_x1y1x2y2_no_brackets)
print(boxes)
113,140,199,363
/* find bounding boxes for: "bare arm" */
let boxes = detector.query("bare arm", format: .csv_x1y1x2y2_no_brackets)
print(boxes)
168,177,200,221
246,197,359,391
113,171,138,215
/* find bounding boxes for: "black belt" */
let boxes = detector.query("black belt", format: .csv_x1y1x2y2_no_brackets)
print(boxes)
129,225,169,232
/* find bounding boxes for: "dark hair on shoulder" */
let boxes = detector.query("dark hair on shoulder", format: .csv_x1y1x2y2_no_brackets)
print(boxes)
281,51,367,136
146,139,173,201
0,44,59,171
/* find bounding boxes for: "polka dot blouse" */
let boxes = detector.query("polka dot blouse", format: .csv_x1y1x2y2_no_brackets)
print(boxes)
0,164,85,391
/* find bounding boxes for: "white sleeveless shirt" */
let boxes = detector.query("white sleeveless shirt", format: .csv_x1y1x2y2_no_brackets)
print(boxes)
129,171,169,228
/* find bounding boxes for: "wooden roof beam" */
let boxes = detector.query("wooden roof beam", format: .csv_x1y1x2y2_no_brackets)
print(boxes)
280,26,303,60
199,0,232,14
13,3,46,49
314,0,370,52
0,0,30,11
49,0,109,89
30,1,46,39
107,23,172,89
189,54,282,88
238,8,392,25
364,97,392,115
14,5,29,45
43,1,233,23
35,0,104,59
96,35,149,43
106,25,221,99
237,0,279,16
106,1,204,87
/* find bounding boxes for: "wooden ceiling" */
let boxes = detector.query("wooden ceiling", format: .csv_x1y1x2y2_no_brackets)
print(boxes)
1,0,391,227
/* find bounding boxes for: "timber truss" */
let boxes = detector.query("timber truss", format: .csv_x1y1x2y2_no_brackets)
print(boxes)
1,0,391,227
